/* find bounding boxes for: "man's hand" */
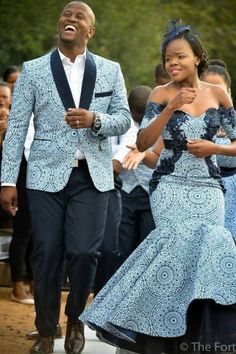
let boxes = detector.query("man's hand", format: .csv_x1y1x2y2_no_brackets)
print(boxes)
112,159,123,177
65,108,94,129
187,139,218,158
123,144,146,170
0,186,18,216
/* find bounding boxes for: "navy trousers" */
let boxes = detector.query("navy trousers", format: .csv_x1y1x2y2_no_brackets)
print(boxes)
10,156,33,282
94,183,122,296
118,186,155,265
28,163,110,336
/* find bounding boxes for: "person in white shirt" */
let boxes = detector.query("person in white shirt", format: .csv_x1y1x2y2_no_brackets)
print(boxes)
94,120,137,296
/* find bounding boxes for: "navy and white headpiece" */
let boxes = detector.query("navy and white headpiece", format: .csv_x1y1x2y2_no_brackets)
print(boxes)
161,20,191,52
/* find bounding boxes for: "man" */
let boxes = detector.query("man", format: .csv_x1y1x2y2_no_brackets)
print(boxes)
118,86,156,266
0,2,131,354
94,119,137,296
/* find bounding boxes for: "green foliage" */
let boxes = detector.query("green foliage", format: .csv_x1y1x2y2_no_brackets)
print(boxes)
0,0,66,70
0,0,235,100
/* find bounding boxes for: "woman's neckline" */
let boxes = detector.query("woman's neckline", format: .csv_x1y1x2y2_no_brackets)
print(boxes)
148,102,221,119
174,107,219,119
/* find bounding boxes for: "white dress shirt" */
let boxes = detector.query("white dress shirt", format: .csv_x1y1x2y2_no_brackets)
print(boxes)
58,49,86,160
111,118,138,162
24,115,34,161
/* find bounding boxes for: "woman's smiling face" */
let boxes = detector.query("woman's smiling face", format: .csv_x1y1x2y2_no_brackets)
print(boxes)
164,38,200,82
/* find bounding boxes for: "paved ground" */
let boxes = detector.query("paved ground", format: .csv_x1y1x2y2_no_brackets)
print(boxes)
0,287,116,354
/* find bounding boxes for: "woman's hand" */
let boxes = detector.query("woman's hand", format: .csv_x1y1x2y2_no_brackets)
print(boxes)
168,88,197,110
187,139,219,157
216,128,227,138
123,144,146,170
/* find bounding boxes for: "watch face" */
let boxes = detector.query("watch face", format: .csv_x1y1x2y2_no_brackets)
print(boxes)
92,114,101,132
94,118,101,128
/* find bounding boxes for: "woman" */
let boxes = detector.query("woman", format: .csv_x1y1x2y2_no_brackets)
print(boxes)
202,60,236,239
2,66,34,304
80,21,236,354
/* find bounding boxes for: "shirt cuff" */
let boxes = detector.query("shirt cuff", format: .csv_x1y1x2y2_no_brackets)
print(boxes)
1,183,16,187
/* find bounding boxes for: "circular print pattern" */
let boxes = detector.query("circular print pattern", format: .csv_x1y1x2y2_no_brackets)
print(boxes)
212,247,236,282
150,301,187,336
146,255,185,296
151,183,176,217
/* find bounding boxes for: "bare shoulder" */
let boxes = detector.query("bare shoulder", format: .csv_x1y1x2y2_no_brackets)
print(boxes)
148,82,173,104
201,81,233,108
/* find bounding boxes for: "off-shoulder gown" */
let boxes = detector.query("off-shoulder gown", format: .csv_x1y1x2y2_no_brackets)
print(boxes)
80,104,236,354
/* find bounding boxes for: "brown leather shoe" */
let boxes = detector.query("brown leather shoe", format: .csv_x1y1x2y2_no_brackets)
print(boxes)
64,319,85,354
26,324,62,340
29,335,54,353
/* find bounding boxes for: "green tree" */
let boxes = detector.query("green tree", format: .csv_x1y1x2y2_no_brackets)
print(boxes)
0,0,235,99
0,0,67,72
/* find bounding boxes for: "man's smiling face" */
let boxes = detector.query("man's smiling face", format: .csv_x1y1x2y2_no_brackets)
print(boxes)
58,1,95,49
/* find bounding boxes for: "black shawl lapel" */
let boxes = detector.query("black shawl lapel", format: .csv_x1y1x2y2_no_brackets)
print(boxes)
79,50,97,110
50,49,75,110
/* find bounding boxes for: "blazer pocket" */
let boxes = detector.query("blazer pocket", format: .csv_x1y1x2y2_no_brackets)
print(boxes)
34,138,52,141
95,91,113,98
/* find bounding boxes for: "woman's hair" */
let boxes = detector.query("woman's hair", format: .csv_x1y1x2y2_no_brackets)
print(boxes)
2,65,19,82
161,19,209,76
208,59,227,69
202,59,231,91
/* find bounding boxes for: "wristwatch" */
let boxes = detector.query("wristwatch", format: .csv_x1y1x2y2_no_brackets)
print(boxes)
91,113,102,133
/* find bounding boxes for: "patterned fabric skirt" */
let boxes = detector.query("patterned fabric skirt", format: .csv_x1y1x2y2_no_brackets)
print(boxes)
223,174,236,239
80,180,236,354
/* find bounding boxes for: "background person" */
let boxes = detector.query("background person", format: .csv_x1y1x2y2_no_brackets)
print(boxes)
117,86,155,266
0,82,10,143
94,118,137,297
154,63,171,86
9,145,34,304
3,65,20,94
115,84,158,354
202,59,236,238
4,64,34,304
0,80,33,304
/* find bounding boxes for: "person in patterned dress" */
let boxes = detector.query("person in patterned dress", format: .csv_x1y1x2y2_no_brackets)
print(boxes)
80,20,236,354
